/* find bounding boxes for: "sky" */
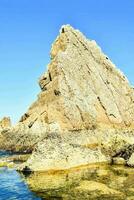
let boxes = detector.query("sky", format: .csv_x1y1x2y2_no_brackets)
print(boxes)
0,0,134,124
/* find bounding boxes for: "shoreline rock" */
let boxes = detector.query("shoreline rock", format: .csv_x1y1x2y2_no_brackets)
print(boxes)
0,154,31,169
0,117,11,130
0,25,134,171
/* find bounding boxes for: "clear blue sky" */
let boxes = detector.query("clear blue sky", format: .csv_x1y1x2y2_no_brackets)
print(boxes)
0,0,134,124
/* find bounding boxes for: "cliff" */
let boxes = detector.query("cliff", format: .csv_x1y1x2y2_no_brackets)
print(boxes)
1,25,134,171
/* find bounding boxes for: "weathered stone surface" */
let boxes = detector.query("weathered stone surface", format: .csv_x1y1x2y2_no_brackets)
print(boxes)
0,117,11,131
0,25,134,171
100,130,134,157
127,153,134,166
24,135,108,171
0,117,11,142
112,157,126,165
0,154,30,168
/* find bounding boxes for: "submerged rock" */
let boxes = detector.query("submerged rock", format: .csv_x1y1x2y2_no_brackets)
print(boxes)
0,25,134,171
75,180,123,196
23,164,132,199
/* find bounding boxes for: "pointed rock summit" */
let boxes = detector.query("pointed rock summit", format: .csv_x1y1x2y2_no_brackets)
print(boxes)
1,25,134,171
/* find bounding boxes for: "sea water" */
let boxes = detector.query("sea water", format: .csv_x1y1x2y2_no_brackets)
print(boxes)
1,150,134,200
0,151,41,200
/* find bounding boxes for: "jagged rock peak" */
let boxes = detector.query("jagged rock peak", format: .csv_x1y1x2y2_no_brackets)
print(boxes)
38,24,134,130
51,24,129,83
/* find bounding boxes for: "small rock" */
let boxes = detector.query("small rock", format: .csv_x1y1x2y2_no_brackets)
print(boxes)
0,117,11,130
112,157,126,165
127,153,134,166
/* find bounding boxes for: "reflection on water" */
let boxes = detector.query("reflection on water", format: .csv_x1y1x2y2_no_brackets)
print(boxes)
1,148,134,200
23,164,134,200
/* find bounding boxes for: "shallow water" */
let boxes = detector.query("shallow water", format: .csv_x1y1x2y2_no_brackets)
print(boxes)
0,167,41,200
23,164,134,200
0,150,13,157
1,151,134,200
0,151,41,200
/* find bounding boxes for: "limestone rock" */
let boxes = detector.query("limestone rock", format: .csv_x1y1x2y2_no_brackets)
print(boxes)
127,153,134,166
1,25,134,171
0,154,30,168
24,135,108,171
100,130,134,157
0,117,11,131
0,117,11,141
112,157,126,165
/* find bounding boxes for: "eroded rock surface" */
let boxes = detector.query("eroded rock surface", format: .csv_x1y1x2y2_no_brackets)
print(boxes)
0,117,11,142
0,25,134,171
0,117,11,131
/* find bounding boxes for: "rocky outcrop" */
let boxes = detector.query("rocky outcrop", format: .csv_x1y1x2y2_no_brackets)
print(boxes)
0,117,11,141
23,133,108,171
0,117,11,131
0,25,134,171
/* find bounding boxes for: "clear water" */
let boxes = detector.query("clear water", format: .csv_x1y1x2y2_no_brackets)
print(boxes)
0,150,13,157
1,150,134,200
0,151,41,200
0,168,41,200
23,164,134,200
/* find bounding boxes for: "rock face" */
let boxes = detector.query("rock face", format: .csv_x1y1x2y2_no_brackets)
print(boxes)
0,25,134,171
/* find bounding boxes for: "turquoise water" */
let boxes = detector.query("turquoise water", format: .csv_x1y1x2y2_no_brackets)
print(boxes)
0,151,41,200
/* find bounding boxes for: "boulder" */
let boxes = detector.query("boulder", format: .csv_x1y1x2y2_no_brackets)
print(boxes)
112,157,126,165
24,135,109,171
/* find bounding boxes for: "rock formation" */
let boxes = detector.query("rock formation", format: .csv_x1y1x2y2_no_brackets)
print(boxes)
0,117,11,131
0,117,11,147
0,25,134,171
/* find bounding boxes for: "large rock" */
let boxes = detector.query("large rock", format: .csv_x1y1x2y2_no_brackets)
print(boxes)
24,134,108,171
1,25,134,171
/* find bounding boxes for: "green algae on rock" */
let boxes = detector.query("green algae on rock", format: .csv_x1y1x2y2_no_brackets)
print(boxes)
22,164,134,200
